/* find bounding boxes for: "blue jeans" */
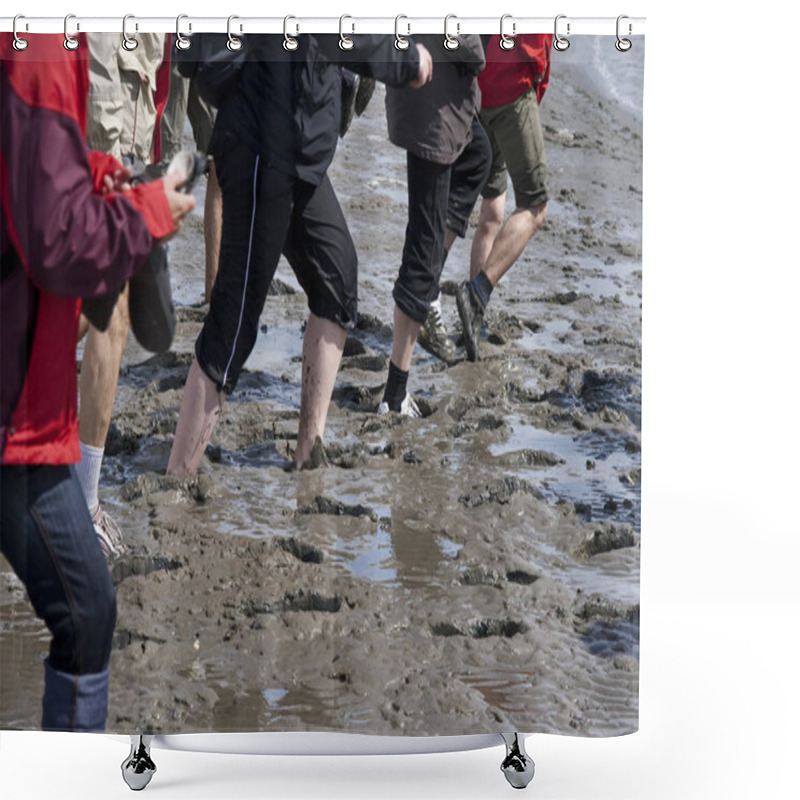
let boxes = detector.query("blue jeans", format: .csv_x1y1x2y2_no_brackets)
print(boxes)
0,464,116,731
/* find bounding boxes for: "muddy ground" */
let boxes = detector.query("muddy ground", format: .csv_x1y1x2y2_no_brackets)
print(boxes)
1,38,643,738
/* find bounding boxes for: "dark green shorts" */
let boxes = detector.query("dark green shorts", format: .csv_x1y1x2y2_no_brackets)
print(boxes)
479,88,548,209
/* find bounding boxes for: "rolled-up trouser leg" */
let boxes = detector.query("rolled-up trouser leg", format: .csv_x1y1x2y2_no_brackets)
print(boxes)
393,152,451,324
42,661,110,732
195,143,294,394
0,464,117,731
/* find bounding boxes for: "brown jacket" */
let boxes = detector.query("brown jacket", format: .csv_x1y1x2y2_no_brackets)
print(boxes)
385,34,485,165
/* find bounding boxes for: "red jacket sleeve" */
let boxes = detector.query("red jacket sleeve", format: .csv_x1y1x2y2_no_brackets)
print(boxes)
1,46,176,299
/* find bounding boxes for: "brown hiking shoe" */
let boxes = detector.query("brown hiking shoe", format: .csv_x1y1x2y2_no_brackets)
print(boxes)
417,298,456,364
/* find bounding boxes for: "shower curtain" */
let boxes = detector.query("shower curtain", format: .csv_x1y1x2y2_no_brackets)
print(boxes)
1,18,643,744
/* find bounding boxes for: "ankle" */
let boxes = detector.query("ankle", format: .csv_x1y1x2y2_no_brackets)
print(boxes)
382,361,409,412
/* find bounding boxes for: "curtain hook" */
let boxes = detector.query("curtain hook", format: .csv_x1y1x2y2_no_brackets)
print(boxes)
554,14,570,51
499,14,516,50
283,15,299,51
394,15,410,51
444,14,460,51
121,14,138,51
339,15,354,50
176,14,191,51
615,15,632,51
227,15,242,51
63,14,80,51
12,14,29,51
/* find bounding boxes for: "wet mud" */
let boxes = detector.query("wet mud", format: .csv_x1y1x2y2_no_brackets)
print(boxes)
1,40,643,738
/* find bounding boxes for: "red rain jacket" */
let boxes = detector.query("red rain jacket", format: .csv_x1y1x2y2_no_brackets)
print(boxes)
1,34,174,464
479,34,553,108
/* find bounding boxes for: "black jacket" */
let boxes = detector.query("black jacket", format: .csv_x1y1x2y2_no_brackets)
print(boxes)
211,35,420,186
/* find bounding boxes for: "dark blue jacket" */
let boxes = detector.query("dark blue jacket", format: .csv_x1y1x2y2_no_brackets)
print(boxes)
211,35,420,186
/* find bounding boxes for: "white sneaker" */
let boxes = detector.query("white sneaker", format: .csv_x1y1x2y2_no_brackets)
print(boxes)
376,393,422,418
92,505,126,559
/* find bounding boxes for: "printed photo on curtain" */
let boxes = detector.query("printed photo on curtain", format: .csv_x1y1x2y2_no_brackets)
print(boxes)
1,20,643,779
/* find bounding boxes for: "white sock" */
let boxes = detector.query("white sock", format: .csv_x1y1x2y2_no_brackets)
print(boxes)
75,441,104,516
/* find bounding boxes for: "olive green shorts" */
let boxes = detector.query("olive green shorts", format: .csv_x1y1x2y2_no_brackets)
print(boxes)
479,88,548,209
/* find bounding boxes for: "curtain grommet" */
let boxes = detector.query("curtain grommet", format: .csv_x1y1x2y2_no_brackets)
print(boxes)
394,15,410,50
616,15,632,51
554,14,570,51
444,14,460,51
121,14,138,51
499,14,516,50
12,14,29,51
283,15,299,52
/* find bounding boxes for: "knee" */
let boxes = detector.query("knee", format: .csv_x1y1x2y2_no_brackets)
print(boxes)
479,196,505,230
107,287,131,342
78,578,117,672
52,575,117,675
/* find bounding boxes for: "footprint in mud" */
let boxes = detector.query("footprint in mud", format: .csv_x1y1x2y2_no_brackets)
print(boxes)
575,599,639,659
105,413,175,456
431,618,528,639
113,627,168,651
332,383,384,412
274,536,324,564
496,449,564,468
459,477,544,508
576,524,636,558
243,590,343,616
506,570,540,585
448,413,505,439
120,472,214,504
110,554,182,585
297,495,377,521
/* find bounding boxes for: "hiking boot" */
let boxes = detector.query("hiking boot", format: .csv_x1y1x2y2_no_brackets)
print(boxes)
417,298,456,364
92,505,126,559
376,393,422,418
456,281,485,361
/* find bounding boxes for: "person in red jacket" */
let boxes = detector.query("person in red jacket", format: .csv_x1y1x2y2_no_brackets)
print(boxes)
0,33,194,731
456,33,553,361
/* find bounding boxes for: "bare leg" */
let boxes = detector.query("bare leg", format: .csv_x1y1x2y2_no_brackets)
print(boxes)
470,193,506,280
390,305,423,373
204,160,222,303
76,313,90,344
481,202,547,288
78,284,130,449
166,359,225,476
294,313,346,469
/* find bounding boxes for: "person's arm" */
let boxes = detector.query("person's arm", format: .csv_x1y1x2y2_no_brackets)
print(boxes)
315,34,424,88
2,91,176,299
416,33,485,76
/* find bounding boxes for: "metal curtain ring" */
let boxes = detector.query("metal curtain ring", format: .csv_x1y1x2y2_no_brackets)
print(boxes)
227,15,242,51
394,15,410,51
121,14,138,51
444,14,460,51
554,14,570,51
499,14,516,50
615,14,632,51
339,15,354,50
63,14,80,50
12,14,29,51
283,15,298,51
175,14,191,51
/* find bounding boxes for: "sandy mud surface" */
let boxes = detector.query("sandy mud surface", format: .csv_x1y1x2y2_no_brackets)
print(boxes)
1,38,643,738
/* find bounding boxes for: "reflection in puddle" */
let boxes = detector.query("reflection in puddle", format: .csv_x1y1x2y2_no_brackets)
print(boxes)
325,501,465,588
